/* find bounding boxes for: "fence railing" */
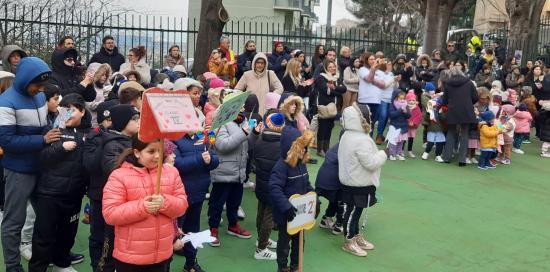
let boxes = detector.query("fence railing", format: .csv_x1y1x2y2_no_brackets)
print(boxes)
0,3,417,73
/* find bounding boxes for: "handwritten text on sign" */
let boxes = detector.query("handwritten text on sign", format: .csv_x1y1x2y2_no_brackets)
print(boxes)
146,93,201,133
287,192,317,235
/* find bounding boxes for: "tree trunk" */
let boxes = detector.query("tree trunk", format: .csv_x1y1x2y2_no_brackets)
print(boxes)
193,0,228,75
422,0,441,55
506,0,545,64
437,0,458,50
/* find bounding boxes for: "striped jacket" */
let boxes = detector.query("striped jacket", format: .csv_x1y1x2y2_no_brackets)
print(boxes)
0,57,51,173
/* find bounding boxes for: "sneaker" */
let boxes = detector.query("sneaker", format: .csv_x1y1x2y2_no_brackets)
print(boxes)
421,152,429,160
319,216,335,229
69,252,84,265
82,203,91,224
19,242,32,261
487,164,496,169
542,153,550,158
408,151,416,158
354,235,375,250
52,265,78,272
512,148,524,154
397,155,406,161
489,160,498,167
205,193,210,199
209,228,220,247
471,158,478,164
256,239,278,249
332,223,343,235
243,181,255,189
501,159,511,165
254,247,277,260
475,150,481,156
434,156,444,163
237,206,246,220
523,140,531,144
184,263,206,272
465,158,472,164
227,224,252,239
342,238,367,257
477,166,488,170
389,155,396,161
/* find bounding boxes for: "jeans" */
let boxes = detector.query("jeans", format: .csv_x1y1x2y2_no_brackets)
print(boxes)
478,150,497,168
366,103,380,136
377,101,390,137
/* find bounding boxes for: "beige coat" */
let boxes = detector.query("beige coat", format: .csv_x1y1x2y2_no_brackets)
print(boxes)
343,66,359,93
234,52,283,115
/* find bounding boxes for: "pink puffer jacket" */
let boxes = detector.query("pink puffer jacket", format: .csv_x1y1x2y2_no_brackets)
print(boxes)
514,111,533,133
103,162,188,265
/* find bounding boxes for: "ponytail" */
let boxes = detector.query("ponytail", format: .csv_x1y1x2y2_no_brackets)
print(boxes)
130,45,147,60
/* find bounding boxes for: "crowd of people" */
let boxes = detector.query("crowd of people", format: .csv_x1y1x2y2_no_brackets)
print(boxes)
0,32,549,272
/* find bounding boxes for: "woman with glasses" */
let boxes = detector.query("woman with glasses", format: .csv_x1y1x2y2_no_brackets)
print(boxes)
119,45,151,85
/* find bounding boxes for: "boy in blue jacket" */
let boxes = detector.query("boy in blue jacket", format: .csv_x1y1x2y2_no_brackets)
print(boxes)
270,128,315,272
315,143,343,235
173,131,219,272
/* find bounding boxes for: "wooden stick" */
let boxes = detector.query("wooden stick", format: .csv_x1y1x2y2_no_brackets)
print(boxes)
155,138,165,195
299,230,304,272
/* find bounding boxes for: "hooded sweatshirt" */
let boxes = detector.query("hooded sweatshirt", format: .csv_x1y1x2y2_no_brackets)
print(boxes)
50,48,97,102
0,57,51,173
235,52,284,115
0,45,27,73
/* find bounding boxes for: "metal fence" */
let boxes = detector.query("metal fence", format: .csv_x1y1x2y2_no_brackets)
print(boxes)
0,3,416,73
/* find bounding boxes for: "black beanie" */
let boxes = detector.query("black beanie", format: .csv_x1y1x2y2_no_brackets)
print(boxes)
59,93,85,111
95,100,119,124
109,104,139,132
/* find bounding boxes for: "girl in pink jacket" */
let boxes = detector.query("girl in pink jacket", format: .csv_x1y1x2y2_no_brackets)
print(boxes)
103,135,188,272
406,90,423,158
512,103,533,154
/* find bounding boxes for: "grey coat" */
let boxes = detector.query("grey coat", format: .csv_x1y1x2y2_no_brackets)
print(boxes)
210,121,250,183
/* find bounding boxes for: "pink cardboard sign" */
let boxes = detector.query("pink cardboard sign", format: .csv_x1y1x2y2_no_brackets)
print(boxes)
146,92,201,133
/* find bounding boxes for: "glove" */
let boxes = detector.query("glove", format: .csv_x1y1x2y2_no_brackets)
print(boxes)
286,207,298,222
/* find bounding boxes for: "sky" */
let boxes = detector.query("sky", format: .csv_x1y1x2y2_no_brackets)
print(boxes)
120,0,357,25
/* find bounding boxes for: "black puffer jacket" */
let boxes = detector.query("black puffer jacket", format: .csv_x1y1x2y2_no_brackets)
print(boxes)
97,131,131,198
538,110,550,142
83,126,109,201
36,126,87,199
442,74,479,125
49,48,96,102
253,130,282,204
89,46,126,72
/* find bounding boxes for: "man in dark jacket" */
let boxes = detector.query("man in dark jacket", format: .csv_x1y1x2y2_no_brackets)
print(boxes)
50,48,96,103
88,35,125,72
492,40,506,66
0,57,57,272
29,93,88,272
268,41,292,81
253,112,284,260
443,41,466,63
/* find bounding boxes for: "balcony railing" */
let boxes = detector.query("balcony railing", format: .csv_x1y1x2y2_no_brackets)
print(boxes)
274,0,303,12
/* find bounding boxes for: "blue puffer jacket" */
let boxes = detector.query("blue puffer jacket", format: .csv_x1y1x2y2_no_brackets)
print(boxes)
270,126,314,226
388,89,411,132
315,143,341,191
173,135,219,204
0,57,51,173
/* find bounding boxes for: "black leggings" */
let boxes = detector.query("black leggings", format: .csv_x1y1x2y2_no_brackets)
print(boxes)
407,137,415,151
343,204,364,240
425,142,444,156
324,201,344,225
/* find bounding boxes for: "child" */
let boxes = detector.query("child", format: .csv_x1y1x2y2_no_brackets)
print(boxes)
270,128,315,271
490,80,506,101
421,98,446,162
208,94,258,247
478,111,501,170
512,103,533,154
420,82,436,146
315,142,344,234
387,91,411,160
280,95,309,132
405,90,422,158
173,129,219,271
203,78,225,129
489,94,502,116
43,83,61,126
253,112,285,260
497,105,516,165
339,103,387,257
537,101,550,157
102,135,188,272
29,93,88,272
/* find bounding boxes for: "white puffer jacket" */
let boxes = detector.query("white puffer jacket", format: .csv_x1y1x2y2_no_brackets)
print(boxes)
338,106,387,187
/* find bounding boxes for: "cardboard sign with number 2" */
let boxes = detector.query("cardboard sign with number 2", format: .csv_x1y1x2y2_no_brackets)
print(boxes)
287,192,317,235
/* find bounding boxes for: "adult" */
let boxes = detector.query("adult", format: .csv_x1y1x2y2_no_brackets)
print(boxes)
415,54,435,84
119,45,151,85
57,36,75,49
0,57,57,272
441,67,479,166
234,52,283,116
474,64,496,89
236,40,257,80
0,45,27,74
376,59,396,145
393,54,414,91
311,44,325,70
50,48,96,102
405,33,419,60
521,60,534,76
358,52,385,134
268,41,292,81
294,50,312,80
505,65,525,92
88,35,126,72
314,48,337,79
315,59,347,156
474,48,495,77
163,44,185,69
218,35,237,85
281,59,313,102
342,57,360,109
528,65,545,103
443,41,466,63
338,46,351,76
208,48,235,87
492,40,506,66
431,49,442,68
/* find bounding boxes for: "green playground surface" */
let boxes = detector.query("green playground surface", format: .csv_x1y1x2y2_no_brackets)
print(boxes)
2,125,550,271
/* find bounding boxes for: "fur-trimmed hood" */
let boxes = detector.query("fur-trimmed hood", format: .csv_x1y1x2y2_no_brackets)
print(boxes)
280,95,304,121
416,54,432,68
282,129,314,167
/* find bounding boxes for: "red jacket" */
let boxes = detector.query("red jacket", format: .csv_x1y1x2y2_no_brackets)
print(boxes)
408,106,423,129
514,111,533,133
103,162,188,265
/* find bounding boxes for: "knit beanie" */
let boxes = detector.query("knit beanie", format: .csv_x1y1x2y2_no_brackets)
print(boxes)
480,110,495,122
406,89,417,102
501,104,516,116
110,104,140,132
209,78,225,89
265,92,282,110
163,140,177,160
424,82,435,92
518,103,528,112
95,100,117,124
265,113,285,133
203,72,218,81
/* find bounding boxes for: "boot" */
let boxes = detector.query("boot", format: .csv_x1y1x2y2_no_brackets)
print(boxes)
316,140,326,157
375,135,384,145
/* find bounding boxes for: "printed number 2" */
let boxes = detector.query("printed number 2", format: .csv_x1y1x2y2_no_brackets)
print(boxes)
307,201,314,215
